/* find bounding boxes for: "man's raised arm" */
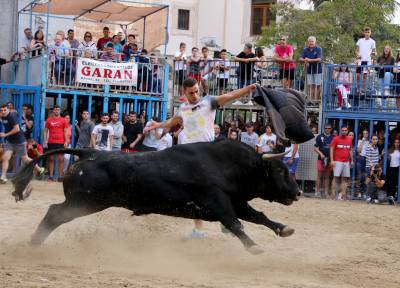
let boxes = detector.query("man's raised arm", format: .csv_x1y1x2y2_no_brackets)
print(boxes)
143,115,183,133
217,84,257,107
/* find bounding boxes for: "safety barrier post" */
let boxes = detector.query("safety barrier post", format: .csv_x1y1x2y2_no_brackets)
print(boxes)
162,64,169,121
71,93,77,147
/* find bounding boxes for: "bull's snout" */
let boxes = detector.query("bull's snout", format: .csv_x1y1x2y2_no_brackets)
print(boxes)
295,190,303,201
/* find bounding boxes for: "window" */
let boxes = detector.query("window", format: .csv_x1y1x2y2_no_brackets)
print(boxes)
251,1,275,35
177,9,190,30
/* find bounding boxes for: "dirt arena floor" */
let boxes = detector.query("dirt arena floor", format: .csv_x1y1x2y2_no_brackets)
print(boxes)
0,181,399,288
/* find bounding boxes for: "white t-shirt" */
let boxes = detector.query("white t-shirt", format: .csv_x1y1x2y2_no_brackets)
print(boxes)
174,50,187,70
257,133,277,153
240,131,259,149
143,121,163,148
176,96,218,144
284,143,299,158
390,150,400,167
177,129,185,145
92,124,114,151
201,56,214,80
356,38,376,63
357,139,369,156
217,59,231,79
157,133,173,151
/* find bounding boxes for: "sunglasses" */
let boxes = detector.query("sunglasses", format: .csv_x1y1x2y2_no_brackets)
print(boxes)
324,127,332,129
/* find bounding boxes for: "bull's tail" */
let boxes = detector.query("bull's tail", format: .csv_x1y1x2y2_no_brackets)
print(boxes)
12,148,95,202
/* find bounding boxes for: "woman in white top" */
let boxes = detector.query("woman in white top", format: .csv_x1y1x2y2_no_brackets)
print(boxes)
334,63,352,110
254,47,267,84
387,138,400,201
78,32,97,58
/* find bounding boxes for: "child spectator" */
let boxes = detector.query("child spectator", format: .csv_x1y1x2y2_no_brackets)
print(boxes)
200,47,213,95
376,45,395,96
355,27,376,94
174,42,187,99
215,49,231,95
187,47,202,83
240,122,258,150
334,63,352,110
254,47,267,84
29,30,45,57
100,43,120,62
26,138,43,159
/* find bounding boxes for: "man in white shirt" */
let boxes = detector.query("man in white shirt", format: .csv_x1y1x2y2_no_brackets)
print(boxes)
145,78,257,239
174,42,187,99
216,49,231,95
91,113,114,151
156,128,173,151
282,143,299,180
240,122,258,150
256,125,277,154
355,27,376,94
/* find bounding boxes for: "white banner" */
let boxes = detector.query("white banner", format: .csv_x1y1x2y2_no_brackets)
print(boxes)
76,58,138,86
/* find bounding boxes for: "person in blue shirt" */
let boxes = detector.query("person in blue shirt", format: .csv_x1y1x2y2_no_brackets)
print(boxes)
300,36,323,103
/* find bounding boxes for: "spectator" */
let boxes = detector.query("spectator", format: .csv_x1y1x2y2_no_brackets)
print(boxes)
240,122,258,150
49,35,73,85
91,113,114,151
67,29,80,51
377,129,385,156
256,125,277,154
6,102,15,113
215,49,231,95
78,31,97,58
122,111,143,152
0,105,44,184
106,35,122,53
156,128,173,151
393,51,400,109
355,27,376,94
55,30,71,50
21,104,34,140
141,117,162,151
365,163,385,204
110,111,124,151
300,36,323,103
227,122,240,139
334,63,352,110
21,28,33,53
75,110,95,149
187,47,202,83
174,42,187,99
122,34,138,61
63,113,72,173
356,129,369,198
97,26,112,50
229,130,238,140
254,47,267,85
314,123,334,198
100,43,120,62
330,126,353,201
26,138,43,159
365,135,380,175
29,30,45,57
118,31,125,46
376,45,395,96
235,43,258,89
200,47,213,95
139,110,146,126
387,138,400,204
214,124,226,141
273,36,296,88
149,53,162,93
43,105,68,181
283,143,299,181
137,49,151,91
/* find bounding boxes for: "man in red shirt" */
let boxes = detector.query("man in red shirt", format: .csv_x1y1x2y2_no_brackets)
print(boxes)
330,126,353,200
97,27,112,51
44,105,68,181
273,36,296,89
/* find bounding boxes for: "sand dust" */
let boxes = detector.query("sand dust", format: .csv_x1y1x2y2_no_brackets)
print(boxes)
0,180,399,288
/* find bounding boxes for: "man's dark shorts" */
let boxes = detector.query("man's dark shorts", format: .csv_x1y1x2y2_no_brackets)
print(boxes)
279,68,295,80
356,61,369,74
4,142,27,157
175,70,185,86
47,143,64,151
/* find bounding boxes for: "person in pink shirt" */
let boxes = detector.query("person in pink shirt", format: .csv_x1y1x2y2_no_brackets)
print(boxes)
273,36,296,88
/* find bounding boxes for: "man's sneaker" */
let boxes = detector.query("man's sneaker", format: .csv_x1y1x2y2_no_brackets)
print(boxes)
232,100,243,105
366,197,372,203
184,228,205,240
336,107,342,111
246,100,254,106
384,89,390,96
388,196,396,205
37,167,45,175
337,192,343,200
373,199,379,204
346,103,352,108
0,178,8,184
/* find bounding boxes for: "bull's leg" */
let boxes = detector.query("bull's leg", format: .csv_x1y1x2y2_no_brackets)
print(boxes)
201,193,263,255
31,202,106,245
236,204,295,237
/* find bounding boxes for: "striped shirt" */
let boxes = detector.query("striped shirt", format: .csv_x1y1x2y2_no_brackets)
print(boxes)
365,144,379,168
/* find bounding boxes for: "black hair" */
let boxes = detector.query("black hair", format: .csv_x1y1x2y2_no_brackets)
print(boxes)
67,29,74,33
183,78,198,89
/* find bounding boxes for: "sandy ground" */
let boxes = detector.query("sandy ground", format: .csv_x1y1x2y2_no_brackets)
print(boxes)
0,181,399,288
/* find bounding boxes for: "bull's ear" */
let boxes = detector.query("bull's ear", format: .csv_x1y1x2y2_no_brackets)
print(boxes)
262,149,291,161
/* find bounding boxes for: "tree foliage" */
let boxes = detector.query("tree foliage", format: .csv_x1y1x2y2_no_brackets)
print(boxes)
257,0,400,63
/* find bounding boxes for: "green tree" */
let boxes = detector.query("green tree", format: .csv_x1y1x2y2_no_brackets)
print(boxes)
257,0,400,63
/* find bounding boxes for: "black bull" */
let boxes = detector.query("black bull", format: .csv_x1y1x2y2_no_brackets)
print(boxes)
13,140,301,254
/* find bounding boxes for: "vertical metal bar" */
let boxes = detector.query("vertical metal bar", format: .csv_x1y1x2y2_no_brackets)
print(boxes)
71,93,77,147
352,119,359,198
119,97,124,121
397,166,400,203
147,100,152,121
369,120,374,139
103,96,109,113
383,121,389,175
88,94,92,116
33,89,40,141
2,88,8,104
339,118,343,129
134,99,138,113
164,6,169,55
40,91,46,145
161,64,169,121
18,91,23,125
45,0,51,44
57,93,62,107
142,16,146,49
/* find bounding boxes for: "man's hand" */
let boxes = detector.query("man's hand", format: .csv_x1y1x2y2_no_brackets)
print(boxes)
249,83,257,92
330,161,335,169
143,120,160,134
287,159,293,165
0,133,5,138
129,142,136,149
64,141,68,148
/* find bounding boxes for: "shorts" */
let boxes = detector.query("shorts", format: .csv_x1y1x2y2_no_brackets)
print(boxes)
307,73,322,85
4,142,27,157
218,78,228,89
283,157,299,174
175,70,185,86
47,143,64,151
333,161,350,178
188,73,202,83
279,68,295,80
317,159,332,173
356,61,369,74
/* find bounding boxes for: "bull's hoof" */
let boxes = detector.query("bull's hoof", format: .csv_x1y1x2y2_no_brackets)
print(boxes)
246,245,264,255
277,226,295,237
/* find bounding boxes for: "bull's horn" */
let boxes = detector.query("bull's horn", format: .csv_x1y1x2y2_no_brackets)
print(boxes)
262,149,291,160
